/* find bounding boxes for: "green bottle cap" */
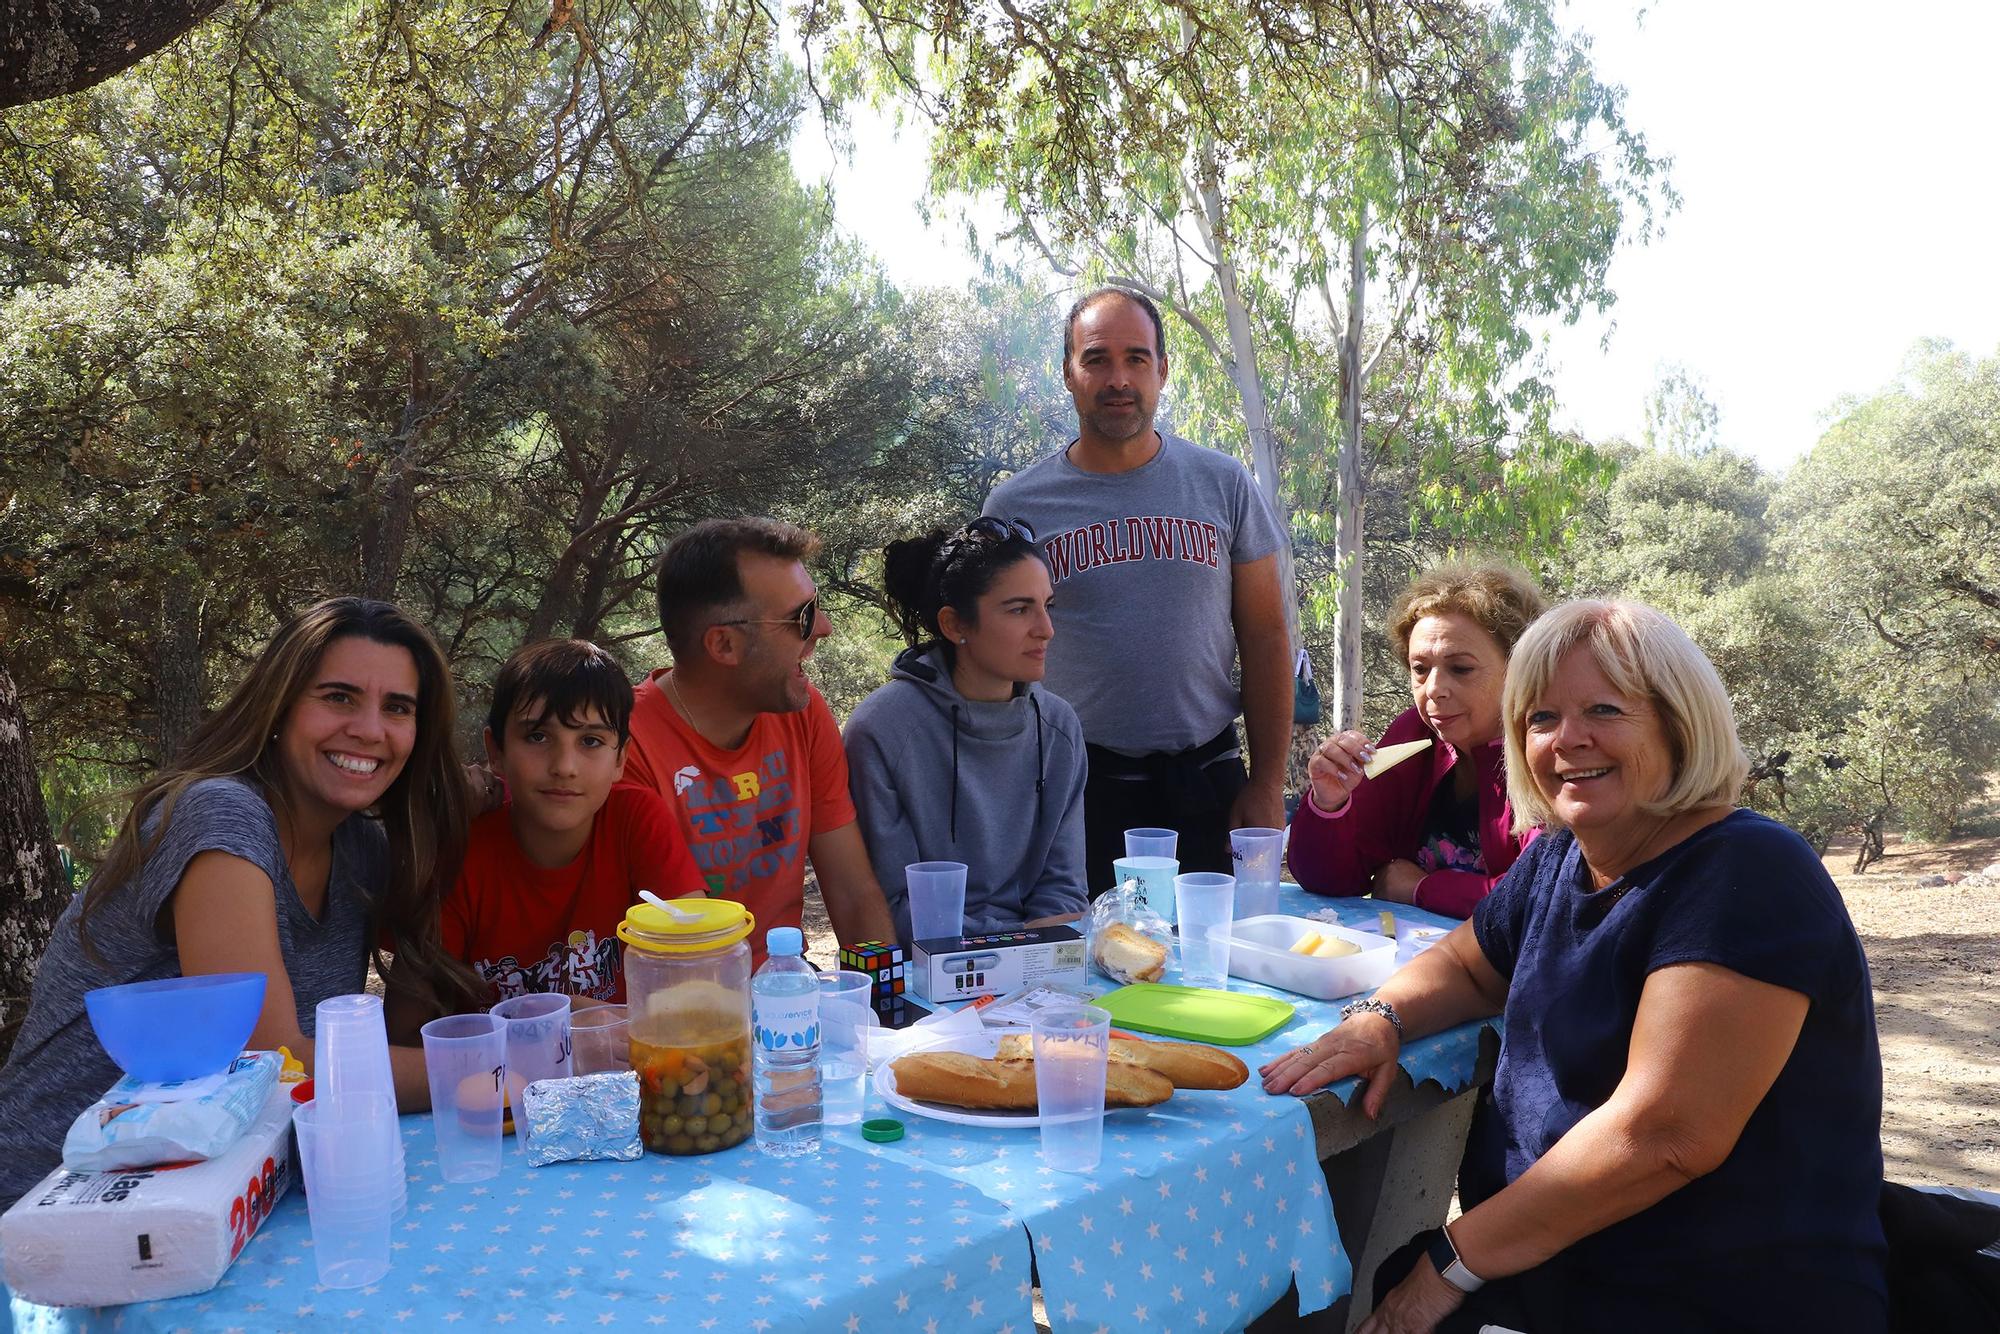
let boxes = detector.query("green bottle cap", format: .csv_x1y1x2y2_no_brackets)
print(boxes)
860,1118,905,1143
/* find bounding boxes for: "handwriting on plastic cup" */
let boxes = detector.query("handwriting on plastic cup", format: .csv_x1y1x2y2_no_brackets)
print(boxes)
1031,1005,1111,1173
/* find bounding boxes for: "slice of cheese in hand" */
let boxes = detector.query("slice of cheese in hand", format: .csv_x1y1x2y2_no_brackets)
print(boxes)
1290,932,1324,956
1363,737,1433,780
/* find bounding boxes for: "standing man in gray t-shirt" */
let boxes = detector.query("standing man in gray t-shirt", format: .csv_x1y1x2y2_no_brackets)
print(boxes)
984,287,1292,892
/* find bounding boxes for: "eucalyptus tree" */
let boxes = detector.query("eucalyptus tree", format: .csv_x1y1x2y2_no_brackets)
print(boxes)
805,0,1667,723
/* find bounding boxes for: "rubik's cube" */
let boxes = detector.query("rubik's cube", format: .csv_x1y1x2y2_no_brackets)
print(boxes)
839,941,906,1023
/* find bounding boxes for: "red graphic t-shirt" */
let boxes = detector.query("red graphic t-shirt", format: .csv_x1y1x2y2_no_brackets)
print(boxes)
621,671,857,965
443,784,704,1003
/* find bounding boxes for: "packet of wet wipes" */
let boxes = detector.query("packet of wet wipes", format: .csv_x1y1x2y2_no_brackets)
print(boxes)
521,1071,642,1167
61,1051,280,1173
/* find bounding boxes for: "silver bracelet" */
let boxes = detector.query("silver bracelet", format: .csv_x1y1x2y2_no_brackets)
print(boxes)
1340,997,1402,1037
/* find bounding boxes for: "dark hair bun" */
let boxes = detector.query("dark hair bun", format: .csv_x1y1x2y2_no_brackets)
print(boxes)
882,531,950,647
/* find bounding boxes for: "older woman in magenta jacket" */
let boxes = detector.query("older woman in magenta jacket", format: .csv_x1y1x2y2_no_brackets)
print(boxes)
1289,563,1546,918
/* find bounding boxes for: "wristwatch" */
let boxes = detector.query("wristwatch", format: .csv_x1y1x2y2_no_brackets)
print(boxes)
1426,1222,1486,1293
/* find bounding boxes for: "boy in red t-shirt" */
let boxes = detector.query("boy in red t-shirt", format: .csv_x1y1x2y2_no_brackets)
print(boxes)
445,639,704,1003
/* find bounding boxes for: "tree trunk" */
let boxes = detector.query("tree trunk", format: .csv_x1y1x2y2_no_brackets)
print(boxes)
153,584,205,763
0,650,66,1062
1201,176,1301,650
1181,35,1298,652
1333,214,1368,730
1,0,226,109
360,353,430,602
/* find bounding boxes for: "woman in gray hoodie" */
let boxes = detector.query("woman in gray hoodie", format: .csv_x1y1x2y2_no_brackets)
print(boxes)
844,517,1088,946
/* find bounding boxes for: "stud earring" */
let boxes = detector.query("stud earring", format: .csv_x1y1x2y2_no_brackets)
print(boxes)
958,637,967,644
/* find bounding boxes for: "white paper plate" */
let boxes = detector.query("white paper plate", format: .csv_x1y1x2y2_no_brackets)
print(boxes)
873,1030,1150,1130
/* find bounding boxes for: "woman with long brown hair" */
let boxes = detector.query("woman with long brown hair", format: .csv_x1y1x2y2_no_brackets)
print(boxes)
0,597,481,1208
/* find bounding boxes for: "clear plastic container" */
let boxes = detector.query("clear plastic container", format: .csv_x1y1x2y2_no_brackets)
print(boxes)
1223,915,1398,1000
618,899,755,1156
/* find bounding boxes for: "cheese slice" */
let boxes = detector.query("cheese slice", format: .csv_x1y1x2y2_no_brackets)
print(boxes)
1378,910,1398,939
1289,931,1324,956
1311,935,1361,959
1363,737,1433,779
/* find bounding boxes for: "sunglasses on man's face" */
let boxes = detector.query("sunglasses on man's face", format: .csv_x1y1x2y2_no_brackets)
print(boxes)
717,594,820,641
967,515,1036,544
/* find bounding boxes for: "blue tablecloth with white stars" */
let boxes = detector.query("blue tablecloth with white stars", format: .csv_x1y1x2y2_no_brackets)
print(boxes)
7,890,1491,1334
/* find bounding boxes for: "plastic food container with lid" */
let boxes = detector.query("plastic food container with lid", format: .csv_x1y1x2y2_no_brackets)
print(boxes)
618,898,756,1155
1222,914,1397,1001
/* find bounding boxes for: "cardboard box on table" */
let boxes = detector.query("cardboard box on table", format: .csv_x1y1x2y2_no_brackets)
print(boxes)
910,925,1087,1004
1,1079,295,1308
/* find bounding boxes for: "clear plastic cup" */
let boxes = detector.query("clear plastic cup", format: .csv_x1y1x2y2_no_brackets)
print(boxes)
312,994,407,1219
1112,855,1180,924
904,861,968,944
1031,1004,1111,1173
1123,828,1179,860
491,993,573,1144
293,1093,397,1288
1228,827,1285,919
419,1013,507,1182
570,1003,630,1075
817,970,874,1126
1174,872,1236,989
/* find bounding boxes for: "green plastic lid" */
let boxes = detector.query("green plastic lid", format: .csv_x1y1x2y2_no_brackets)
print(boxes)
1093,982,1296,1045
861,1118,905,1143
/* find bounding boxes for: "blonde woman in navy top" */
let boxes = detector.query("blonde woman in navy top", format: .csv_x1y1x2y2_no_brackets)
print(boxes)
1263,600,1884,1334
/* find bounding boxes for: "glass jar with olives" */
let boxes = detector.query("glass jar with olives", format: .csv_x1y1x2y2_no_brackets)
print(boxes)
617,899,756,1156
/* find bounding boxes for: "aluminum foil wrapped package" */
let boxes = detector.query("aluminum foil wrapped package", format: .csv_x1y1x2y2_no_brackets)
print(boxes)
520,1071,642,1167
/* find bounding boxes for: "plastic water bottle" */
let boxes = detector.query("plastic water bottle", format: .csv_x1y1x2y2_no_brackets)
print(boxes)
751,927,822,1157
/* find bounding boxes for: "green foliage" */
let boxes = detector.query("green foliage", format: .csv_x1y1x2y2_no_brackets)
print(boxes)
0,0,967,762
1773,342,2000,665
1546,354,2000,856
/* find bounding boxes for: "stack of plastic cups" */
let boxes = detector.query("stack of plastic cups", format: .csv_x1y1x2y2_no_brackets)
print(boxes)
293,1091,399,1288
314,994,407,1221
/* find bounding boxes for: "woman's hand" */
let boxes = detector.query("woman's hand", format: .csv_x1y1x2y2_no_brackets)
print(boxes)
1356,1255,1466,1334
1306,731,1376,812
1257,1011,1402,1111
1372,859,1425,903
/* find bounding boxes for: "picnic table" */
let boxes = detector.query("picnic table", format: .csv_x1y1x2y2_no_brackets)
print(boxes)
7,890,1493,1334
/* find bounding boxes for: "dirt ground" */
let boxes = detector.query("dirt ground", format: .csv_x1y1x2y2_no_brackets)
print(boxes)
805,826,2000,1194
1824,830,2000,1192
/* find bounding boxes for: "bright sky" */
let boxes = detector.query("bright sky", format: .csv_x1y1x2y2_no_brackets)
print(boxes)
791,0,2000,473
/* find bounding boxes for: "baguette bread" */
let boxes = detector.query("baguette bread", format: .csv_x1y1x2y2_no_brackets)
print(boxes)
1094,922,1168,983
994,1033,1248,1090
888,1050,1173,1110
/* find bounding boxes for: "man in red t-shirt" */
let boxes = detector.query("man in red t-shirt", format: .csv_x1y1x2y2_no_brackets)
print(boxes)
622,517,896,964
446,639,705,1002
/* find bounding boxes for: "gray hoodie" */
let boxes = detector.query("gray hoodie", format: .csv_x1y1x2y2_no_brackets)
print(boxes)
843,645,1088,945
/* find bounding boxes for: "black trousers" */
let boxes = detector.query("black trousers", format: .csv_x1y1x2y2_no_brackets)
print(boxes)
1082,724,1248,898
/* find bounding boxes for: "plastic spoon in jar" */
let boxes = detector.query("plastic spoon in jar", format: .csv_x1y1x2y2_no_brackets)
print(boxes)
639,890,704,924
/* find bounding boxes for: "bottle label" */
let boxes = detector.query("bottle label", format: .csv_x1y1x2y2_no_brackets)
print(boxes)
753,989,819,1053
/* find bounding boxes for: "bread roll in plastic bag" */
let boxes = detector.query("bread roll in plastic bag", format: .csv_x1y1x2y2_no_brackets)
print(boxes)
1087,882,1173,985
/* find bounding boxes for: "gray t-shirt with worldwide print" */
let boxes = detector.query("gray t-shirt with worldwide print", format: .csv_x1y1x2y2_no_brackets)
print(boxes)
0,777,378,1208
984,432,1285,755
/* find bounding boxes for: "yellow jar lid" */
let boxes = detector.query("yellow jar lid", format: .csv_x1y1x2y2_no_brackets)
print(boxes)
617,897,754,953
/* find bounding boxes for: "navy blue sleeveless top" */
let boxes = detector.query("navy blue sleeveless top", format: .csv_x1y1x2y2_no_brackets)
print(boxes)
1469,809,1887,1331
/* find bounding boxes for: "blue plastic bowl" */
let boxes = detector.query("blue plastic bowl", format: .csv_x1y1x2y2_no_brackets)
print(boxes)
84,972,268,1083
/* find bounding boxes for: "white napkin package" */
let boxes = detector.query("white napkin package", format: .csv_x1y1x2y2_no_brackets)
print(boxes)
2,1079,295,1308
